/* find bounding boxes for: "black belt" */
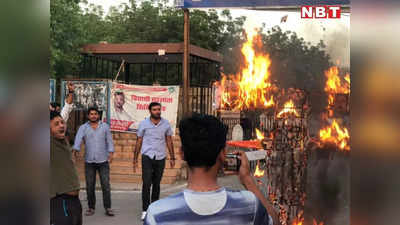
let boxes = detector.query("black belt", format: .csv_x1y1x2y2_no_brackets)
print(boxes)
53,193,79,200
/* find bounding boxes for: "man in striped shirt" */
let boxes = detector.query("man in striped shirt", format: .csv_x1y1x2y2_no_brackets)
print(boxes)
144,114,279,225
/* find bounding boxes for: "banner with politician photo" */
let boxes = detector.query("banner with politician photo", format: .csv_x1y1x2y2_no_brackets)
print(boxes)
108,82,180,133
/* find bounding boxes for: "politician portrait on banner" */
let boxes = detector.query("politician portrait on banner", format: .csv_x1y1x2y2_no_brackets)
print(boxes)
109,83,179,133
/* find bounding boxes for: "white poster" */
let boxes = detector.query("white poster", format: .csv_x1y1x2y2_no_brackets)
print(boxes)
61,80,109,111
108,83,180,134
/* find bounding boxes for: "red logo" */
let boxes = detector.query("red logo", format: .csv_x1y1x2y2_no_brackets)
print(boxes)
301,6,341,19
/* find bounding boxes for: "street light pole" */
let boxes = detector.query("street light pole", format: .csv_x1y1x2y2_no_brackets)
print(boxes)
183,8,190,117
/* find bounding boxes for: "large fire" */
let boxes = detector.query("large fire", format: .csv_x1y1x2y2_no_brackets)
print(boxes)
277,100,300,118
215,27,275,110
319,119,350,151
254,162,265,178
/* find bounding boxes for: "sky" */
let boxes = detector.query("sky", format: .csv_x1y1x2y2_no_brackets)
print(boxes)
81,0,350,66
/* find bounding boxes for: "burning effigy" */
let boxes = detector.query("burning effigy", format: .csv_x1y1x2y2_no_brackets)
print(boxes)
217,24,350,225
217,26,310,225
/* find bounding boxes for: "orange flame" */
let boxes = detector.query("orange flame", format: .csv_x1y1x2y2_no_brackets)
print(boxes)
292,211,304,225
344,73,350,85
328,94,335,106
277,100,300,118
255,128,265,140
269,132,274,139
325,66,350,94
324,66,350,108
215,27,275,110
313,219,324,225
254,162,265,178
319,119,350,151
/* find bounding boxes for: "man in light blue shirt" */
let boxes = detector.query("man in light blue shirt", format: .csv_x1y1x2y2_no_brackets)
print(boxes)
133,102,175,221
73,107,115,217
144,114,279,225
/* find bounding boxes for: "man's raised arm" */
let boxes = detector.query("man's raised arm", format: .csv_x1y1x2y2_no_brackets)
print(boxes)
61,82,74,122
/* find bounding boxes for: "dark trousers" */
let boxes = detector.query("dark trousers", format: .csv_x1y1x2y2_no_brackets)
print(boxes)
142,154,165,211
50,194,82,225
85,162,111,210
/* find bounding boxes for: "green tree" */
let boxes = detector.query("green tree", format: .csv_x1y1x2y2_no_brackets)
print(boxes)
50,0,331,91
80,3,109,44
50,0,85,77
261,26,331,92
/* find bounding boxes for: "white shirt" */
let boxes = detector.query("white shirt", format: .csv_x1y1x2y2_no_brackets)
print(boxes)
61,100,73,123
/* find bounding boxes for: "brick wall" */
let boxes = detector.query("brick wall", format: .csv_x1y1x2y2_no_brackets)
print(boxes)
75,130,187,184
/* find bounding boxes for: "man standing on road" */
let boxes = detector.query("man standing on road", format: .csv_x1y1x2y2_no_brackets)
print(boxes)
50,110,82,225
133,102,175,221
144,114,280,225
73,107,115,217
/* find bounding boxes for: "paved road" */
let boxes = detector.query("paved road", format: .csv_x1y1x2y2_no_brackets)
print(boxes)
80,173,349,225
81,175,244,225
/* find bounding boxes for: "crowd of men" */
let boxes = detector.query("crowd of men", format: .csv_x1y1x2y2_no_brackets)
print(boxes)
50,83,279,225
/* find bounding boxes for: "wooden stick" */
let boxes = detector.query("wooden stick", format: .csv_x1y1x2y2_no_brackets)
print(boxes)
113,59,126,82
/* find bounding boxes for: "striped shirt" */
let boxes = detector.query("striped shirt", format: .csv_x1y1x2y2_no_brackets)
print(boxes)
144,187,273,225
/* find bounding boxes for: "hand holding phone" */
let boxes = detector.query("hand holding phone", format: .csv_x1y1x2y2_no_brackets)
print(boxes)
224,153,241,171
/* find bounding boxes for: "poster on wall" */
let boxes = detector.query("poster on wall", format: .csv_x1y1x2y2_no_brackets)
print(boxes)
107,83,180,134
50,79,56,103
61,80,110,111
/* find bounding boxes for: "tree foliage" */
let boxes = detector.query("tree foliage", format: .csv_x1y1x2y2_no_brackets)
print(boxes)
50,0,85,78
50,0,332,91
262,26,331,92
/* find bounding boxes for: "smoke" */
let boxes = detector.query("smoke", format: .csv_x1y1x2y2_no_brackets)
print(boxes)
297,19,350,68
305,150,350,225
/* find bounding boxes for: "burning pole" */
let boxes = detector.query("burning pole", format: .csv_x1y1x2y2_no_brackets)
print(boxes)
315,65,351,154
214,24,312,224
303,66,350,225
264,99,309,225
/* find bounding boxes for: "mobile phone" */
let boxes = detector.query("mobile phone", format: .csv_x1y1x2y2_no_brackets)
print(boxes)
224,153,241,171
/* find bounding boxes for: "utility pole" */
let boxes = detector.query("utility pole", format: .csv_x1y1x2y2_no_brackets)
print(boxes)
183,8,190,117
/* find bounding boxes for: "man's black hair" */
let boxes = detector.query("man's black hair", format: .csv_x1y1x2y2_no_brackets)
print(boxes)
87,107,100,115
179,113,228,169
50,110,62,121
148,102,161,111
115,91,124,96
